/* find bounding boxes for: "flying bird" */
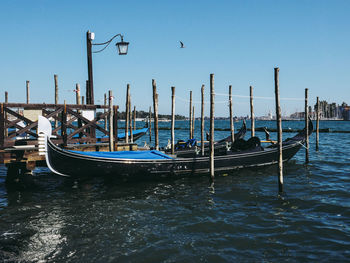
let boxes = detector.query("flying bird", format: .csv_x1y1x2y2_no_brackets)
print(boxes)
179,41,185,48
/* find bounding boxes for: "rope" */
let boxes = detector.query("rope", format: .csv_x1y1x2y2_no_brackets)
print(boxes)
215,92,304,101
296,141,308,149
175,95,228,104
174,94,301,105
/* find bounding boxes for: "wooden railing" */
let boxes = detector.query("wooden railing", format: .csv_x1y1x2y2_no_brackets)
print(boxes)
0,103,115,149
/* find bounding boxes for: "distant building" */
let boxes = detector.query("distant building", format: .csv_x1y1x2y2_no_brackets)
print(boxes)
341,106,350,120
290,100,349,120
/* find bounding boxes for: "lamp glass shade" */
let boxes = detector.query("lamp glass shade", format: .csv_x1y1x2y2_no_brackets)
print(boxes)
116,41,129,55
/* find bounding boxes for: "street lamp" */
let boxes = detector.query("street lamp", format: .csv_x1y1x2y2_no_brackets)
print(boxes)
86,30,129,105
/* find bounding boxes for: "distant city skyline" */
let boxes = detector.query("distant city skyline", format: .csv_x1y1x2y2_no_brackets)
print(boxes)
1,0,349,117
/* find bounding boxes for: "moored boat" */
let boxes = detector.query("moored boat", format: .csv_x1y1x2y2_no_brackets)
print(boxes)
38,116,312,178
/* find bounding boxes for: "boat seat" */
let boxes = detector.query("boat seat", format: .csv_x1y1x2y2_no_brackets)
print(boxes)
231,136,262,151
175,138,197,150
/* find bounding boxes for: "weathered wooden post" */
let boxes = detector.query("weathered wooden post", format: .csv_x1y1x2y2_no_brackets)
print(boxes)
54,77,58,106
0,103,4,149
54,75,59,128
152,79,159,150
26,80,30,104
210,74,215,180
54,74,58,104
274,68,283,193
250,85,255,137
316,96,320,151
75,84,83,138
133,106,136,131
75,84,81,104
108,90,114,152
62,101,67,147
149,106,152,142
125,84,130,143
113,105,119,147
4,92,8,137
129,95,133,143
192,106,195,137
189,91,193,139
229,85,234,144
171,86,175,154
305,88,309,163
201,85,205,156
104,93,107,130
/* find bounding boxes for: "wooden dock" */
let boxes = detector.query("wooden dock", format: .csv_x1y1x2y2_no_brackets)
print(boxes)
0,102,137,181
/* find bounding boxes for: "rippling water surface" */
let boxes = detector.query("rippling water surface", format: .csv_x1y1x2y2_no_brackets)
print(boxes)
0,120,349,262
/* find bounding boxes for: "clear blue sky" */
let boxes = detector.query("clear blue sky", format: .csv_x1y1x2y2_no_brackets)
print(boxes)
1,0,349,117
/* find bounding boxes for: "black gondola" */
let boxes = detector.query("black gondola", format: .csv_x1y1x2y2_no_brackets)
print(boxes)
38,116,312,178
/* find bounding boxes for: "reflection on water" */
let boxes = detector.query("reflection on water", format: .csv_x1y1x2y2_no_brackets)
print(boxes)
18,208,66,262
0,121,350,261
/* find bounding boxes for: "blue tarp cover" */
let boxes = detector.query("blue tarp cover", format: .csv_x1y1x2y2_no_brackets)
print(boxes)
117,128,148,139
69,149,172,160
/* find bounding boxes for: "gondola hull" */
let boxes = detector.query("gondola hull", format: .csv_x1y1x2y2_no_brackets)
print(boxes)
40,116,312,179
45,136,303,178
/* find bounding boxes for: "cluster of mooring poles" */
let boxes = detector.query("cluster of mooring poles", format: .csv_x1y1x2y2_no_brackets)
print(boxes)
142,68,311,191
2,68,316,192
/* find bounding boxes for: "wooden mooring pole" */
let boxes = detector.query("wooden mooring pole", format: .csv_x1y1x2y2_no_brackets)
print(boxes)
189,91,192,139
149,106,152,142
171,86,175,154
128,93,134,143
152,79,159,150
201,85,205,156
104,93,107,130
4,92,8,137
113,105,119,147
26,80,30,104
250,85,255,137
75,84,81,104
109,90,114,151
274,68,283,193
305,88,309,163
76,84,82,138
54,74,58,103
0,103,4,149
133,106,136,131
129,94,133,143
316,96,320,151
62,101,67,147
125,84,130,143
192,106,195,137
210,74,215,180
54,75,59,128
229,85,234,144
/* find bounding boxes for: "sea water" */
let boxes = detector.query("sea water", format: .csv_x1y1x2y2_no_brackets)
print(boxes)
0,120,349,262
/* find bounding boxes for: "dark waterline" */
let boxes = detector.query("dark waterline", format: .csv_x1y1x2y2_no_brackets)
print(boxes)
0,120,349,262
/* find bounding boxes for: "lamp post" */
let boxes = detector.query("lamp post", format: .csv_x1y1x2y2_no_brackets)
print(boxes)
86,30,129,105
